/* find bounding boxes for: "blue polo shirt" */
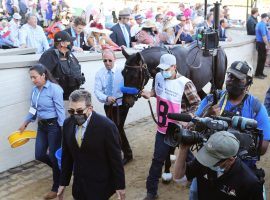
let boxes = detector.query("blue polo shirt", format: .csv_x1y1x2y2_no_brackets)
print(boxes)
255,21,269,42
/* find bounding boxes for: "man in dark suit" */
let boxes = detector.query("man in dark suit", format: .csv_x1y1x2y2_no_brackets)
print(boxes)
65,17,91,52
246,8,259,35
110,9,131,47
219,18,232,42
57,89,126,200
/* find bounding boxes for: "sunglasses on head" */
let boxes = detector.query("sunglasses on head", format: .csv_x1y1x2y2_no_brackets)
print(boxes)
67,107,88,115
103,59,113,63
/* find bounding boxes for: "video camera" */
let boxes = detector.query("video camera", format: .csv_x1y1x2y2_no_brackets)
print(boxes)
164,113,263,161
197,27,219,55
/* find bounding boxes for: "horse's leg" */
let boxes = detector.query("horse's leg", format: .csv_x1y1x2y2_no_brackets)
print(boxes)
164,147,176,173
164,154,171,173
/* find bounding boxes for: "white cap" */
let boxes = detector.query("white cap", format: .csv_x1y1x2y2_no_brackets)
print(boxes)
157,54,176,70
13,13,22,20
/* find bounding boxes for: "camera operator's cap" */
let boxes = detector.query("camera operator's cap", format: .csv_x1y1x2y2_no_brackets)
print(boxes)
54,31,76,43
157,54,176,70
227,61,253,79
196,131,240,167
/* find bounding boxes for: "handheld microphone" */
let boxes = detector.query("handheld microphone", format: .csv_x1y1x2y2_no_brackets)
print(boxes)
120,86,139,95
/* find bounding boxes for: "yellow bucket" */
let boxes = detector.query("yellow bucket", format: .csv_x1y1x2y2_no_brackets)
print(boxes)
8,130,37,148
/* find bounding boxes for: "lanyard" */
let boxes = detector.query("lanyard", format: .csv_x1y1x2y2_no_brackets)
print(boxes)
219,93,228,115
31,89,41,109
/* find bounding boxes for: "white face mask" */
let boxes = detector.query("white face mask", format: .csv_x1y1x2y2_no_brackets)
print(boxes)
162,70,172,79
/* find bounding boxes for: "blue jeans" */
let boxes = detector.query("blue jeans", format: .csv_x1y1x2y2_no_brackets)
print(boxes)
36,120,62,192
189,178,198,200
146,132,171,196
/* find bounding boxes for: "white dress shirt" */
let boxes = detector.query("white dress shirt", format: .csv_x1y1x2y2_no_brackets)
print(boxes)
19,24,49,53
75,112,92,141
94,65,124,106
119,23,130,48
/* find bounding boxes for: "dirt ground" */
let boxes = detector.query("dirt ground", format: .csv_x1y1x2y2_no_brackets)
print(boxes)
3,68,270,200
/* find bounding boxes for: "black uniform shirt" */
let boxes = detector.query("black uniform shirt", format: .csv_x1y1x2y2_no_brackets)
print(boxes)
186,158,263,200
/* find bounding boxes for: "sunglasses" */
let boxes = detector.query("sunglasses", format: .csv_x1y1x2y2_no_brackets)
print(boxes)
67,107,88,115
103,59,113,63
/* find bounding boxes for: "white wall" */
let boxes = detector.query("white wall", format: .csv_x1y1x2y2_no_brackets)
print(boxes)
0,57,155,172
0,32,256,172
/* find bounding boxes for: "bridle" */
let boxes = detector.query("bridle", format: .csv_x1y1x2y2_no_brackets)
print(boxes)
123,53,151,100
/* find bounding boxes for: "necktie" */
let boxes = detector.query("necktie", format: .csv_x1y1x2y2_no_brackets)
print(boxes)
122,25,130,47
106,70,113,96
76,126,83,147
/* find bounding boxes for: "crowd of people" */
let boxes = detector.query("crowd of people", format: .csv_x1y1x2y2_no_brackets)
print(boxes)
7,1,270,200
0,1,239,52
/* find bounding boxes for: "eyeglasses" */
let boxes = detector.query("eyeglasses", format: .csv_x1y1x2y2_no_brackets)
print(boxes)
103,59,113,63
180,19,186,22
67,107,88,115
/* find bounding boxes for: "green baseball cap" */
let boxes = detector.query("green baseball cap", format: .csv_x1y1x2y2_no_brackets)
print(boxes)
195,131,240,167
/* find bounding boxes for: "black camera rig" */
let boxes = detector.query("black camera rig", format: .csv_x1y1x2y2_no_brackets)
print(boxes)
164,113,263,162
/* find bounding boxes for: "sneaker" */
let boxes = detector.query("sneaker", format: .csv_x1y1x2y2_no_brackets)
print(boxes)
161,172,173,183
143,193,158,200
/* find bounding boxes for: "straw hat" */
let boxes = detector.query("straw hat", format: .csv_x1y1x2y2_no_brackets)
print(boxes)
89,22,112,34
142,20,156,28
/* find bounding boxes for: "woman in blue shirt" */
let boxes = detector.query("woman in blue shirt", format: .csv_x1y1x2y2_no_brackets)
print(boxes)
19,64,65,199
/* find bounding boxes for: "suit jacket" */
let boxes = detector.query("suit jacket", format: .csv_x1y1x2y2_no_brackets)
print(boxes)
65,28,91,50
219,27,227,41
110,23,131,47
60,111,125,200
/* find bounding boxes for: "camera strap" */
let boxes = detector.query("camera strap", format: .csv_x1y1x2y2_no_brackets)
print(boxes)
219,93,249,117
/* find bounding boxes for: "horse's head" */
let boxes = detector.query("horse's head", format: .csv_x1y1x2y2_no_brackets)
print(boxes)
121,48,151,107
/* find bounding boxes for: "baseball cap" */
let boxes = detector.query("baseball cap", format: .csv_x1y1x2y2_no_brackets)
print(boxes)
54,31,76,43
227,61,253,79
157,54,176,70
195,131,240,167
13,13,22,20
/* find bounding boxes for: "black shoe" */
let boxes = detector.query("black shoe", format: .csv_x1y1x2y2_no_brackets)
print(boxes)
254,75,265,79
262,74,267,77
122,156,133,165
143,193,158,200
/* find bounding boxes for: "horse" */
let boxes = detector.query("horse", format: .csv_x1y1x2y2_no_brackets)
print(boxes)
121,41,228,107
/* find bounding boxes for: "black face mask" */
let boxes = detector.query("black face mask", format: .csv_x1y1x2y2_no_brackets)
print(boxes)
226,80,246,99
72,114,88,126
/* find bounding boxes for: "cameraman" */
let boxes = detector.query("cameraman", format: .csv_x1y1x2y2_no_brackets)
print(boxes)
141,54,201,200
174,131,263,200
197,61,270,158
190,61,270,199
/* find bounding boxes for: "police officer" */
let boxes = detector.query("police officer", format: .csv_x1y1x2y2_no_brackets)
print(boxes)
39,31,85,100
